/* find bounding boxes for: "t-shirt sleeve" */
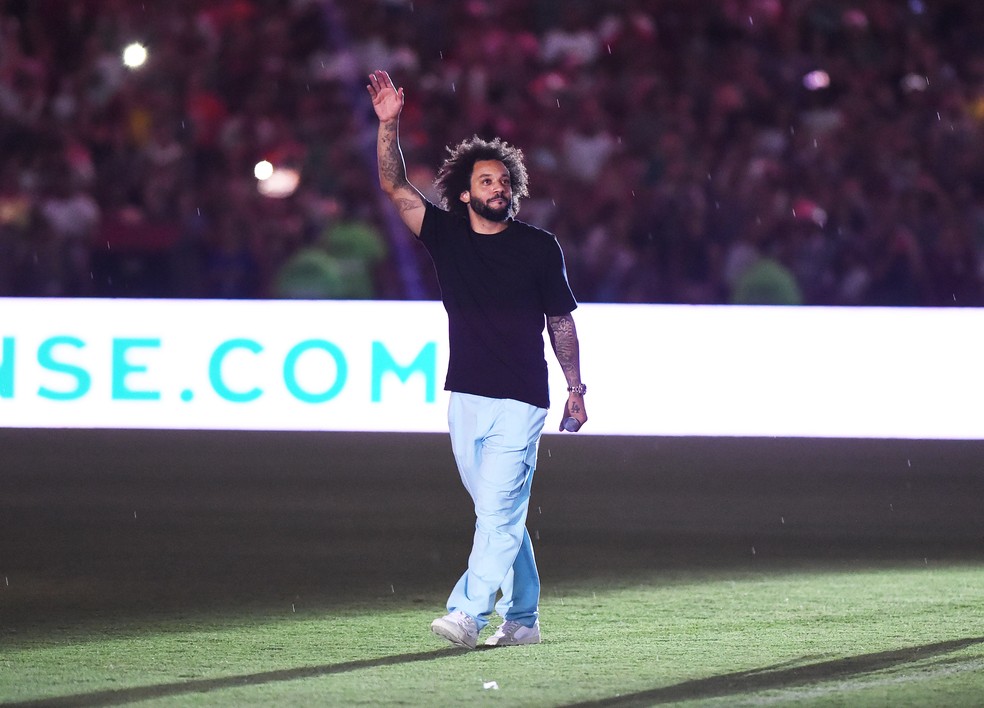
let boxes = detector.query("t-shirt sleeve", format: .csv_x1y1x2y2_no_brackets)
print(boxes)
540,236,578,316
417,200,446,251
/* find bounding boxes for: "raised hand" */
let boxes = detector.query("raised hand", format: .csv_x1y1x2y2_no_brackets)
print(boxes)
367,69,404,123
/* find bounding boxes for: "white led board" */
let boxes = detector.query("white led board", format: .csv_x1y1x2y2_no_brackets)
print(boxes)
1,299,982,438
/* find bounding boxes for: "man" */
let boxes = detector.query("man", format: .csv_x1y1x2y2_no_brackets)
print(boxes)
367,69,587,649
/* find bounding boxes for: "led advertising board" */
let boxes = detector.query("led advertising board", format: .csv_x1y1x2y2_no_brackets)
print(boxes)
1,299,982,438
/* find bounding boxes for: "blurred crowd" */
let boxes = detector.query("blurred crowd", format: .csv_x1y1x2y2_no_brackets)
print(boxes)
2,0,984,305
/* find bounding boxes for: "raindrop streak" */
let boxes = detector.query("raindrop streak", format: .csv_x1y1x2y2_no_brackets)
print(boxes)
291,604,296,613
556,99,561,108
391,584,395,594
451,82,455,93
751,546,756,555
907,459,911,467
535,530,540,540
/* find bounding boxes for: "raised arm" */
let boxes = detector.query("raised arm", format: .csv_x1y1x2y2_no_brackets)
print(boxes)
367,70,426,237
547,313,587,432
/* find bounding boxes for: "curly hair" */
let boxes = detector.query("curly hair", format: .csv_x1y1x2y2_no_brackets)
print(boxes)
434,135,530,218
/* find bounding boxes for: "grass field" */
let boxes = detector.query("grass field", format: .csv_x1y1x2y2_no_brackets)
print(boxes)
2,430,983,706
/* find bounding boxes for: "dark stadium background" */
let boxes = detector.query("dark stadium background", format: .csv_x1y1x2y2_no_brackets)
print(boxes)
2,0,984,635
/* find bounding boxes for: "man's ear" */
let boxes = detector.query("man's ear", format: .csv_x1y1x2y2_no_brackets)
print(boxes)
459,190,470,204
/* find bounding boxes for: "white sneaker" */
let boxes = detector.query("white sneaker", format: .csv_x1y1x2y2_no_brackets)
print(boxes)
430,610,479,649
484,619,540,647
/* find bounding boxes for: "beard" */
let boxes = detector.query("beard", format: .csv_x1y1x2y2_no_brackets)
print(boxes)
469,196,511,222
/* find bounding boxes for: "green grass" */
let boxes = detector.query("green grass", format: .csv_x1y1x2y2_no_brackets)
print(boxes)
3,562,983,707
3,431,983,705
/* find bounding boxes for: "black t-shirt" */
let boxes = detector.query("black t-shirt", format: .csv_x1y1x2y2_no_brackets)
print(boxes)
418,201,578,409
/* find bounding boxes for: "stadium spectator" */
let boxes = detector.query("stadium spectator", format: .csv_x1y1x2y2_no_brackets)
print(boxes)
0,0,982,306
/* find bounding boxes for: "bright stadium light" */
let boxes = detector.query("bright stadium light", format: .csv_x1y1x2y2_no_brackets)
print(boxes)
254,160,274,181
257,167,300,198
122,42,148,69
901,73,929,93
802,70,830,91
255,160,299,198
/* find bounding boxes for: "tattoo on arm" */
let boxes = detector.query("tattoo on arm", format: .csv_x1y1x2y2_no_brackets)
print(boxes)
377,122,424,228
547,314,581,385
378,122,409,191
393,197,423,215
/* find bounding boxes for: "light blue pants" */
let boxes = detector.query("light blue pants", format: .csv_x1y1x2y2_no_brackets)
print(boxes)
446,392,547,630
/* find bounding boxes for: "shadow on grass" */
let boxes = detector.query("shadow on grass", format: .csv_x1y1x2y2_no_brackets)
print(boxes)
7,637,982,707
563,636,984,707
3,648,460,707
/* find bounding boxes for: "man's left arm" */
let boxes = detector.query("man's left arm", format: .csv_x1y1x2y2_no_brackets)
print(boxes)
547,313,587,432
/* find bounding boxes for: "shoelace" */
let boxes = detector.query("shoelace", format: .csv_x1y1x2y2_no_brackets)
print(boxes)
495,620,524,638
451,612,477,630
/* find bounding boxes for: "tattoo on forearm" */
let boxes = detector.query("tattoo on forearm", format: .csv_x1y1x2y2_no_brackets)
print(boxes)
378,122,409,190
547,314,581,383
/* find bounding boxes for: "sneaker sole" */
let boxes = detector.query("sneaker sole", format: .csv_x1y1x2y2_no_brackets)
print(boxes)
430,621,477,650
484,636,541,647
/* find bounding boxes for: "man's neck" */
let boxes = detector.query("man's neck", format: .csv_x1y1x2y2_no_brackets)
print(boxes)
468,212,509,234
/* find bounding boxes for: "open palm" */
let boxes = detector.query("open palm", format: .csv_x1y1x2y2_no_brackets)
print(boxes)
367,70,403,122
